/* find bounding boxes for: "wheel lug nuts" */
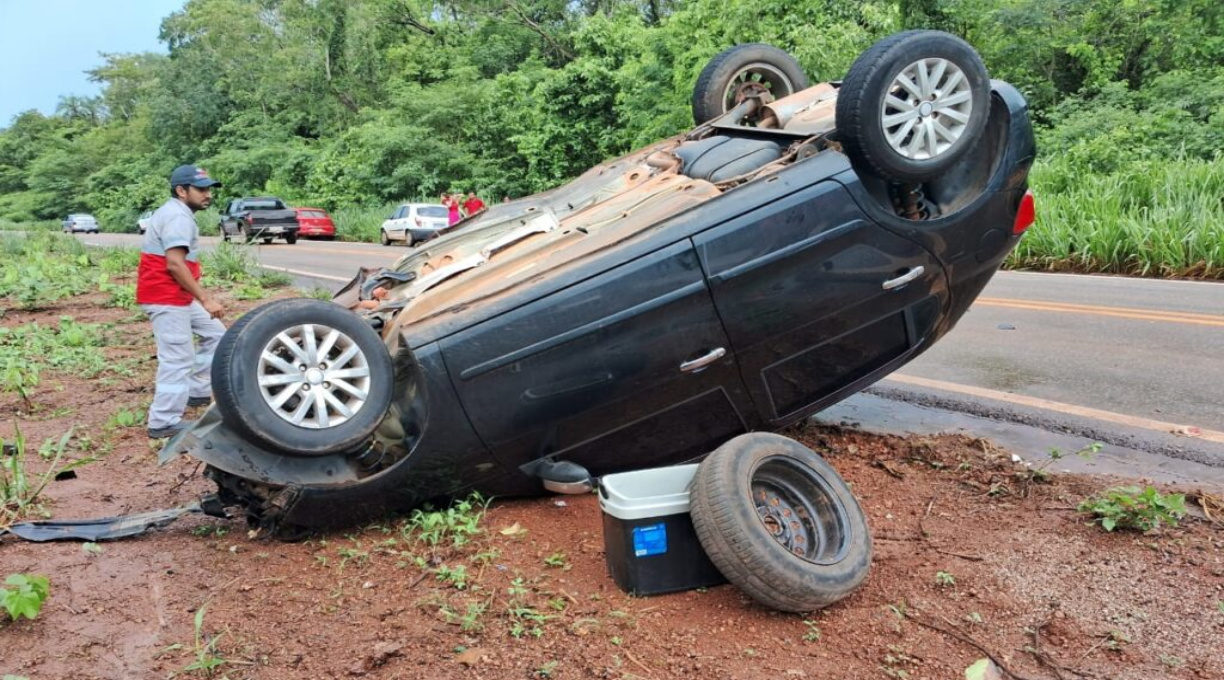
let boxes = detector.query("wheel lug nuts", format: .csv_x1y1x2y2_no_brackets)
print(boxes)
301,384,310,391
299,365,307,371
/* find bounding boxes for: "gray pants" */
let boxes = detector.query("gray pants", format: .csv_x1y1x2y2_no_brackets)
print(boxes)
142,302,226,429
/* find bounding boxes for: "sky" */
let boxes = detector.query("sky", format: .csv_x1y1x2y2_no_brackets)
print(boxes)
0,0,187,127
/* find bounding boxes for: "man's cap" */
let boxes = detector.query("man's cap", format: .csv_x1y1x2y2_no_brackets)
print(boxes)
169,165,222,189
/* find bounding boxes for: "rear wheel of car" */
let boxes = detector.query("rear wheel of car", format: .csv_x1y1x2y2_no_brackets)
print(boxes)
262,237,273,245
692,44,809,124
835,30,990,184
285,233,297,245
211,299,395,456
689,433,872,612
379,230,390,246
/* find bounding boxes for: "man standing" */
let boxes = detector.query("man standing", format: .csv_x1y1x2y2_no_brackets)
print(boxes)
462,191,486,217
137,165,226,439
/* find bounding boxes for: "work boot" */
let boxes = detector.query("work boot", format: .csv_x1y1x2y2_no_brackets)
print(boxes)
187,396,213,408
148,422,188,439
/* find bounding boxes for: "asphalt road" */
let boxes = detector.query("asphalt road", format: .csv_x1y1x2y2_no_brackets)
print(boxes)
79,232,1223,459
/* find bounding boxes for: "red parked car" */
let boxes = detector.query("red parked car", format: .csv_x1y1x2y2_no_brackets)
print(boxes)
293,207,336,240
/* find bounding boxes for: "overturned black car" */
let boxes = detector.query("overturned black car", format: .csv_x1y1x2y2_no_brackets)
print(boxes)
163,31,1035,609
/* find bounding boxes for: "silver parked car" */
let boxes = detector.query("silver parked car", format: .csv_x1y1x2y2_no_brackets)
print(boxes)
62,214,99,233
379,203,449,246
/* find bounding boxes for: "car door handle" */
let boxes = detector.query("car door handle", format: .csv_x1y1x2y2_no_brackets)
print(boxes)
680,347,726,373
882,266,925,291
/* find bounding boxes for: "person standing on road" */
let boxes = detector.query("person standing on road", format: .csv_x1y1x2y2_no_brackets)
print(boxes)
443,192,462,226
137,165,226,439
462,191,485,217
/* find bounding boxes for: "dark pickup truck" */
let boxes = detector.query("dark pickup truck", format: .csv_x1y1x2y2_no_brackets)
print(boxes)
220,197,300,244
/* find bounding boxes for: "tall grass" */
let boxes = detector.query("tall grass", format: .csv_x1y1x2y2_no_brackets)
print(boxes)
1011,156,1224,278
329,203,398,243
0,219,59,233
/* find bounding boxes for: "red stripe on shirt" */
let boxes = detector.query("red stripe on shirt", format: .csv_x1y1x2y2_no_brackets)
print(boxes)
136,253,201,306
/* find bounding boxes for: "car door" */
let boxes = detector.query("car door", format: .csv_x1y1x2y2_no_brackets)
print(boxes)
693,181,947,426
387,206,408,240
219,201,235,235
440,240,756,477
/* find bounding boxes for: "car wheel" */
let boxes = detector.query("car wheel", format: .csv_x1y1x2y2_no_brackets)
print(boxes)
262,237,273,245
691,44,809,124
212,299,395,456
222,231,230,242
689,432,872,612
835,30,990,184
285,232,298,245
379,230,390,246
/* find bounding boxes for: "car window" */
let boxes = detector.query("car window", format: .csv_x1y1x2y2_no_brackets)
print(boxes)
245,199,286,210
304,210,326,218
417,206,448,218
395,206,407,219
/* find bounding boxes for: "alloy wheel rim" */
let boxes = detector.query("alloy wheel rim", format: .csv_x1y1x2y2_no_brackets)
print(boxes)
880,57,973,160
257,323,371,429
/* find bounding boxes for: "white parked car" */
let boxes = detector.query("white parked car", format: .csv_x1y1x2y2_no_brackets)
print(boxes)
379,203,449,246
62,214,99,233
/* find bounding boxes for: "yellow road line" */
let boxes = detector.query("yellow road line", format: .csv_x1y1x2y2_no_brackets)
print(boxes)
977,297,1224,328
886,373,1224,445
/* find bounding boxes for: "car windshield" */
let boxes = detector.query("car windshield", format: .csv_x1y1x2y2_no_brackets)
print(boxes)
245,200,285,210
417,206,447,218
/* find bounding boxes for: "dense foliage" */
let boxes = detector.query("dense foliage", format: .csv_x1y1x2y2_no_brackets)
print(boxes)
0,0,1220,275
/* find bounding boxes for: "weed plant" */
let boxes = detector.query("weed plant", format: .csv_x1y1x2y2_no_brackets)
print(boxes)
1078,486,1187,532
0,317,112,386
1,427,94,528
0,573,50,621
401,493,487,550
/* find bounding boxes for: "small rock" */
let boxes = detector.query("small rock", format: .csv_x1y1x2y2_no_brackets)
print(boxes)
997,323,1016,331
455,647,487,667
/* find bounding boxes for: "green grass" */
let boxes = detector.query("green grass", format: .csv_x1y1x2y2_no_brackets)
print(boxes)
1011,156,1224,278
328,203,399,243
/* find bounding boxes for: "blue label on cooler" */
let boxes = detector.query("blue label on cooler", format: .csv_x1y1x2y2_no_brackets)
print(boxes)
632,523,667,557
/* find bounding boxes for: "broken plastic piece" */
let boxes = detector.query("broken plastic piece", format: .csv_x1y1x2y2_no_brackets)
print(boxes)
1,495,228,542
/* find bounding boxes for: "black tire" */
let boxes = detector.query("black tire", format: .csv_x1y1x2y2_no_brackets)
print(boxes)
692,44,809,124
835,30,990,184
262,237,273,245
212,299,395,456
379,230,391,246
285,232,298,245
689,433,872,612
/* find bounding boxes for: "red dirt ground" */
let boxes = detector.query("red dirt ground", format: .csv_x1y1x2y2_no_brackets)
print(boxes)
2,290,1222,680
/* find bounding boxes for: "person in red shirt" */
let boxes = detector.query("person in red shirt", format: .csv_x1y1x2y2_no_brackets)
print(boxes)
462,192,486,217
137,165,226,439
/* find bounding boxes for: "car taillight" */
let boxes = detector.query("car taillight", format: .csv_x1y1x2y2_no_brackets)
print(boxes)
1013,190,1035,235
414,218,422,227
246,215,255,225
